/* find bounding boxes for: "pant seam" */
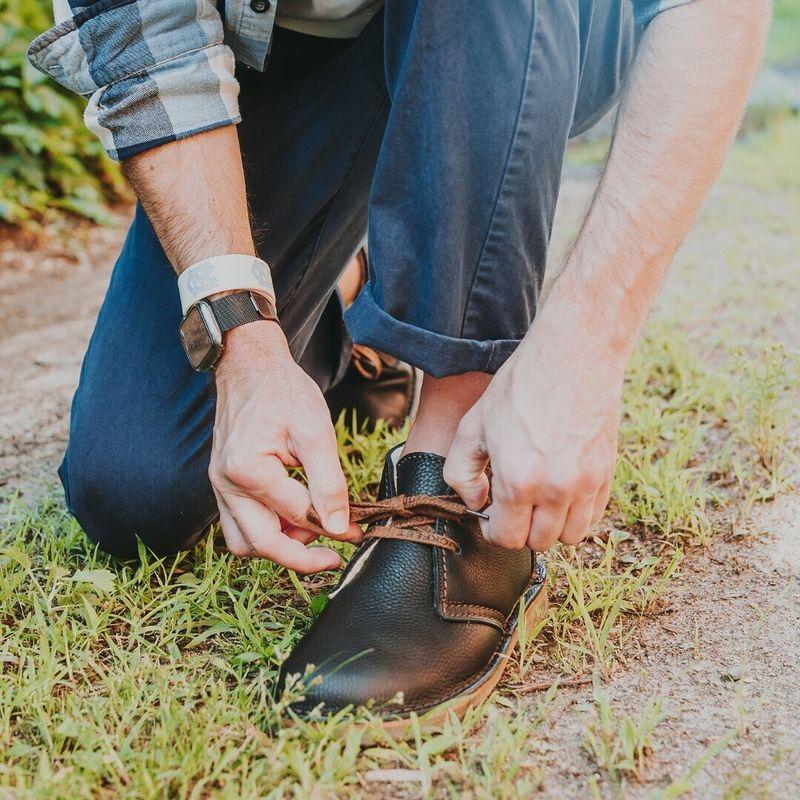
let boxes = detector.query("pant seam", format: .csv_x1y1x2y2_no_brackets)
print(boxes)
458,2,539,339
356,13,388,104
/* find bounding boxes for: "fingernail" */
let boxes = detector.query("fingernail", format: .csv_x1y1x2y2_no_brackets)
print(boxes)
326,510,349,535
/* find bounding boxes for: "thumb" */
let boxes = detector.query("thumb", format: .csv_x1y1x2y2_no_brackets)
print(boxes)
444,411,490,510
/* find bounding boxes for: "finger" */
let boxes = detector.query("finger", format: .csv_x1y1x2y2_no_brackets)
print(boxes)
591,481,611,524
247,456,355,540
292,424,353,537
443,412,490,510
559,498,595,546
527,503,569,552
281,525,319,546
215,489,253,558
481,484,534,550
281,523,364,546
227,493,341,573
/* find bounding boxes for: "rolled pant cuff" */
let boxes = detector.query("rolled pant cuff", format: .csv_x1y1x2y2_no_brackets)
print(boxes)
345,285,520,378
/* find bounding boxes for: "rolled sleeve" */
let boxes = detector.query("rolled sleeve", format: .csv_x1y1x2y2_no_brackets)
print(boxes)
633,0,698,29
28,1,241,161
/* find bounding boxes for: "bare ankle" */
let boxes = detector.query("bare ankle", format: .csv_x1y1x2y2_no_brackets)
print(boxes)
403,372,491,456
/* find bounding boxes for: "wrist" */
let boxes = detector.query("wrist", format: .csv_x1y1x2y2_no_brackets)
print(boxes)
215,319,289,383
540,267,641,365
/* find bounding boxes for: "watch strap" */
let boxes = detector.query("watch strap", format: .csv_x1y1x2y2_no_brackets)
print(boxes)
208,291,279,334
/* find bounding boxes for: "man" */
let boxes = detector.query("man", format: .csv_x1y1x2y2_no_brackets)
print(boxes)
30,0,768,722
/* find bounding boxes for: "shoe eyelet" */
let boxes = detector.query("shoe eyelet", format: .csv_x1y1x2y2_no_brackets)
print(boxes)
454,545,463,555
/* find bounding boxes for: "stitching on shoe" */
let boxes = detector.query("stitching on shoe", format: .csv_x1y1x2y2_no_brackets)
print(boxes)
395,451,446,471
436,521,507,627
378,583,540,715
398,452,443,462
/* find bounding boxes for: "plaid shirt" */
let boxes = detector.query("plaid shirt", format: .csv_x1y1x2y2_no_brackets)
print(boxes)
28,1,691,162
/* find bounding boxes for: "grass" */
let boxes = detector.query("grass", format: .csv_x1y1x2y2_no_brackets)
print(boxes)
582,684,664,788
1,60,799,800
1,310,796,796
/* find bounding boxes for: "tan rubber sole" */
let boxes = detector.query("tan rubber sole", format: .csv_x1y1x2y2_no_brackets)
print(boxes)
376,582,549,739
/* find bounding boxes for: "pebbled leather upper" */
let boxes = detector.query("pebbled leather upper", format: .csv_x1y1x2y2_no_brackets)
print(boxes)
278,445,534,716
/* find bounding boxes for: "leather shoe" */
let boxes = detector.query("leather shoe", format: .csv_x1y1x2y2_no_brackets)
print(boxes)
278,444,547,728
325,345,419,431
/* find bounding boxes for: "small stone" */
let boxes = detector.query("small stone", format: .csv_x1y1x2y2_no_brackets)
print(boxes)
720,665,744,682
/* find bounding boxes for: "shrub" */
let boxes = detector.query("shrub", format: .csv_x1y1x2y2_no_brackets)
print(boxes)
0,0,128,229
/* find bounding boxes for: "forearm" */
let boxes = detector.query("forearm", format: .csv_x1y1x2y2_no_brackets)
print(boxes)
124,124,288,376
540,0,770,361
123,126,254,274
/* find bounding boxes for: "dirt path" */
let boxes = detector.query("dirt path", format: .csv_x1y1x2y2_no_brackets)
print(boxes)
0,152,797,797
534,496,800,798
0,221,125,495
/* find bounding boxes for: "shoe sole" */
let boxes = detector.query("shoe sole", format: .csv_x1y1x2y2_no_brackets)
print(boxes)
375,561,549,739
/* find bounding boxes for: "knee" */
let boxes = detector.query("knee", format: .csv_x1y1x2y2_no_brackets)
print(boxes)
60,447,217,560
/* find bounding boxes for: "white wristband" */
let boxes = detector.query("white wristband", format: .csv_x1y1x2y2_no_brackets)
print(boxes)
177,254,276,316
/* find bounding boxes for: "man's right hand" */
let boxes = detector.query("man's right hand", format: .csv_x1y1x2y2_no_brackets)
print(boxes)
121,127,360,572
209,319,362,573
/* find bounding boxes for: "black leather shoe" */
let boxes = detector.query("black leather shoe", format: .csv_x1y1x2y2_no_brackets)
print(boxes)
325,345,419,431
278,445,547,728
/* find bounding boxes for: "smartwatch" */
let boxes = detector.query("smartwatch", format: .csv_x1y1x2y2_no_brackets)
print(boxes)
179,291,279,372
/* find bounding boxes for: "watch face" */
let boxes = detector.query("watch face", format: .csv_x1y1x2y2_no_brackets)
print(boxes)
180,302,223,371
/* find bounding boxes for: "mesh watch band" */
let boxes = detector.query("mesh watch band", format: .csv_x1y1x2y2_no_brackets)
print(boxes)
209,291,278,333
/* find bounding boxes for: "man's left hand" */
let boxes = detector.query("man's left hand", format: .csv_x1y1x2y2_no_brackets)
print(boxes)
444,289,625,551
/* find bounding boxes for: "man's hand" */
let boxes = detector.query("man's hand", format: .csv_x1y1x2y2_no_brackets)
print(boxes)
445,281,624,550
210,320,362,572
124,128,363,570
446,0,768,552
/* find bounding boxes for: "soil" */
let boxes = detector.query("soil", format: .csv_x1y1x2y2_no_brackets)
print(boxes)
528,496,800,799
0,218,126,495
0,158,797,798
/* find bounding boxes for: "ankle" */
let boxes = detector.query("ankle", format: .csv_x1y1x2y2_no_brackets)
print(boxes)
403,372,491,457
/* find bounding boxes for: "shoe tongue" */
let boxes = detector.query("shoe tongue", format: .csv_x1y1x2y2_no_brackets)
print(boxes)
394,451,451,496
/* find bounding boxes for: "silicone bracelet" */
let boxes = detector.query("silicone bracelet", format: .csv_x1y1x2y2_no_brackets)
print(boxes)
177,254,276,315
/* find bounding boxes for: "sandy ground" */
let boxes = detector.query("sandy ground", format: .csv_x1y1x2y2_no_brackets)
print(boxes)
0,157,797,798
531,496,800,798
0,221,125,495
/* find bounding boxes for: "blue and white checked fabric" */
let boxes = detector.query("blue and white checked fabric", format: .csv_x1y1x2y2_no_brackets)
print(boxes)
28,1,275,161
28,1,693,162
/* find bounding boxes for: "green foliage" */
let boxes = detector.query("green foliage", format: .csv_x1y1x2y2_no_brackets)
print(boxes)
766,0,800,66
0,0,128,228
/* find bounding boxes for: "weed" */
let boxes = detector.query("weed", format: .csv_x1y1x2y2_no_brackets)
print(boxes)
730,343,797,498
583,683,664,788
544,539,681,677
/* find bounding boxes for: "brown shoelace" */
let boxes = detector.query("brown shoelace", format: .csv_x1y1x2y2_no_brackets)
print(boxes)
306,494,487,552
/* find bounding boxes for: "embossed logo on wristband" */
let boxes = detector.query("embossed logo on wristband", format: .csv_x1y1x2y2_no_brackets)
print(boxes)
186,262,218,297
178,254,275,316
251,259,271,288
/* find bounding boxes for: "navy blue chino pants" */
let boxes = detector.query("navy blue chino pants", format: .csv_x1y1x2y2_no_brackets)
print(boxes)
61,1,639,558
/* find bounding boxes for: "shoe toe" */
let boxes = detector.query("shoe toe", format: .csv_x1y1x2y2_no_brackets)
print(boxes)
278,614,503,717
